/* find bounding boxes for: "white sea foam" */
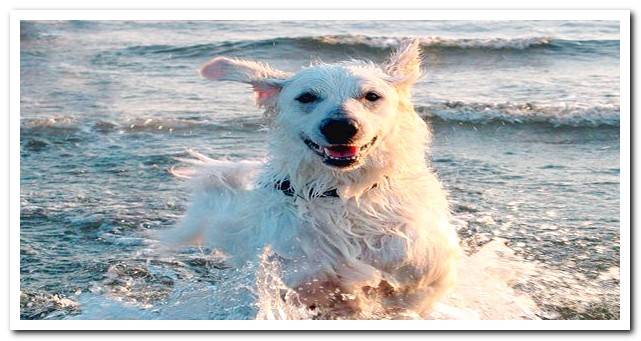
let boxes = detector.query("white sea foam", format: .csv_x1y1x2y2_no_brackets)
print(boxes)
69,242,551,320
315,35,553,50
417,102,620,127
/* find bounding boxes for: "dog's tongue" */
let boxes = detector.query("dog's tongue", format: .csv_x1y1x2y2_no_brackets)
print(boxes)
324,145,358,158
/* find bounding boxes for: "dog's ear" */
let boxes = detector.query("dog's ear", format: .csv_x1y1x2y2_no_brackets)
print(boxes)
200,57,291,109
384,39,422,89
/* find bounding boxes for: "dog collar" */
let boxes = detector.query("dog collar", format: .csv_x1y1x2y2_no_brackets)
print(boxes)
274,179,339,199
274,179,379,199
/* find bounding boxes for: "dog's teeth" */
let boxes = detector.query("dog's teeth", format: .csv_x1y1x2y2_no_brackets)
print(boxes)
326,155,358,161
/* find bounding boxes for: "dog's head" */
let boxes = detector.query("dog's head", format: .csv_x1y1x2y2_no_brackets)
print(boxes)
200,39,426,185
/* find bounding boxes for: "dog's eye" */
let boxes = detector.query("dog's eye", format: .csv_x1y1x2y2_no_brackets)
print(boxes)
364,92,382,102
295,92,319,104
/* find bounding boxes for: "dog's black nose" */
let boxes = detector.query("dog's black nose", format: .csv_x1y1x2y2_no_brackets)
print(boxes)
320,118,360,144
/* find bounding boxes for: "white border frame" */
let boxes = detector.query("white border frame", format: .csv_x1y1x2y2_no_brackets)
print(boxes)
9,9,631,331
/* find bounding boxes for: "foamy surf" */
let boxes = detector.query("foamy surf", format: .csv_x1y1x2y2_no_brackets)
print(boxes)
417,102,620,127
315,35,554,50
114,35,613,60
62,239,547,320
433,239,540,320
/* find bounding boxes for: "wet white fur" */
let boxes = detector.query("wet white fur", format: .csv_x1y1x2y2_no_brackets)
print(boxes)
166,40,461,318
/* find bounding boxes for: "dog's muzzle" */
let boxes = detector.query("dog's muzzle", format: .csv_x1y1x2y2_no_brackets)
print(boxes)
302,135,378,169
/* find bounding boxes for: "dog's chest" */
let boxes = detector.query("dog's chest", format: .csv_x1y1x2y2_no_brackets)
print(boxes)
292,196,410,270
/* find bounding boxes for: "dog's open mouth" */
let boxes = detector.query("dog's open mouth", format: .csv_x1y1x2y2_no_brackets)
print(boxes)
303,135,378,168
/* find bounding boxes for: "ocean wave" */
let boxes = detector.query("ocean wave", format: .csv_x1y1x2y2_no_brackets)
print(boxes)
118,117,265,133
314,35,554,50
417,102,620,127
22,116,77,129
310,35,618,54
113,35,618,60
21,116,266,136
20,116,82,136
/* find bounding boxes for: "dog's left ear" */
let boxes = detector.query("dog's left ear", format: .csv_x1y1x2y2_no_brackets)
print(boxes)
384,39,423,89
200,57,291,109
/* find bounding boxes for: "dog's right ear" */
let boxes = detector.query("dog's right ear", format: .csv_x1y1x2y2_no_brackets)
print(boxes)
384,39,422,90
200,57,291,109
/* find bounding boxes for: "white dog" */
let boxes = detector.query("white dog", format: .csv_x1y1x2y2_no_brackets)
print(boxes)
166,39,461,319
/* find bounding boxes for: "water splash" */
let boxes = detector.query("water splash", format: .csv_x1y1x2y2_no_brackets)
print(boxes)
62,240,569,320
254,248,316,320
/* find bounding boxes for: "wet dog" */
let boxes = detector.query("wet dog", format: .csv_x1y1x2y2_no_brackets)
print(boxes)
166,39,461,319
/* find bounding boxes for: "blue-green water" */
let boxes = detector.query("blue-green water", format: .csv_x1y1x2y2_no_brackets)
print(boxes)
20,20,620,320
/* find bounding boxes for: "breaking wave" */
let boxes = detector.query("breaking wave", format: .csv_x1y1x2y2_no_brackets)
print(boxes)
417,102,620,127
111,35,618,59
314,35,555,50
20,116,266,136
